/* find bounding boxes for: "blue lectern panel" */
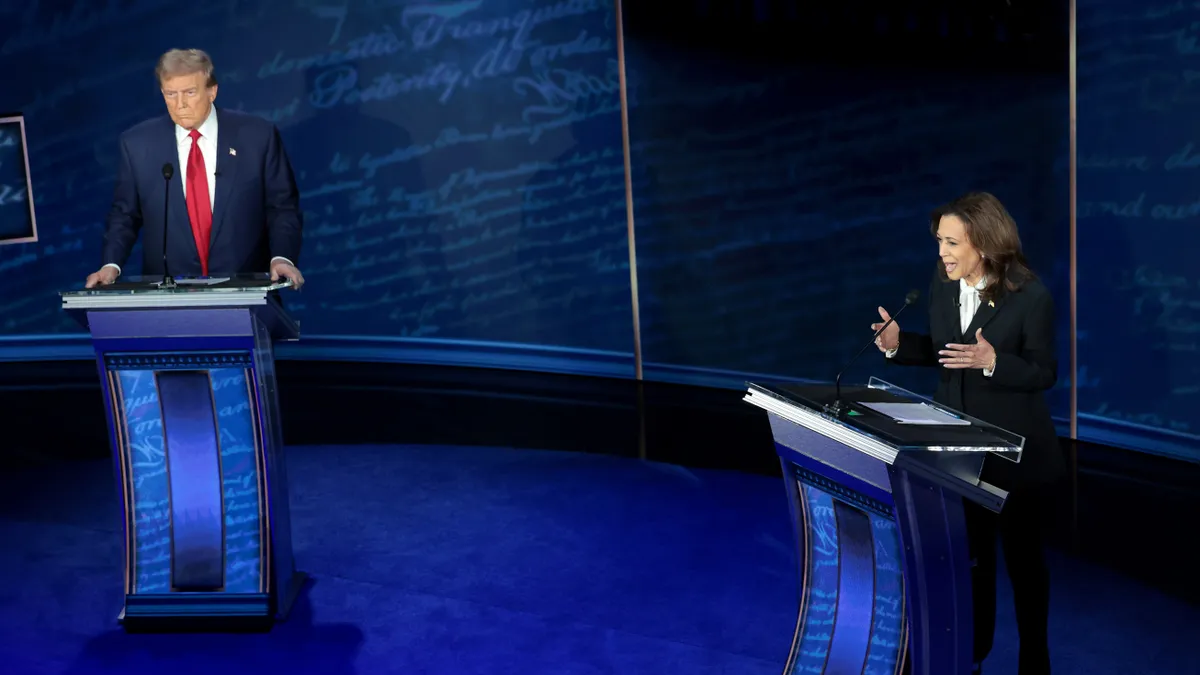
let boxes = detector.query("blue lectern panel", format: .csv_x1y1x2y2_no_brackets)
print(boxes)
209,367,266,594
108,353,267,596
866,514,907,673
113,369,172,594
826,500,875,671
790,479,907,675
793,486,838,672
157,370,225,591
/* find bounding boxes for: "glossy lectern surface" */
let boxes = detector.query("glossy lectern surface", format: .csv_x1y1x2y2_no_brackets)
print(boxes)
745,378,1024,675
61,274,305,631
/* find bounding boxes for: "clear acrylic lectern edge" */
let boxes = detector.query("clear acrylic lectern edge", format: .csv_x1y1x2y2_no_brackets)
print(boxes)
743,377,1024,467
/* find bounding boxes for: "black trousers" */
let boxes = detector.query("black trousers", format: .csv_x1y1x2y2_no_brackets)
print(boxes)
966,488,1053,674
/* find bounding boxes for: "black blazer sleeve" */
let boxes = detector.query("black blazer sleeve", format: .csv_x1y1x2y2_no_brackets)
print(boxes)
989,287,1057,392
891,330,938,367
888,279,939,367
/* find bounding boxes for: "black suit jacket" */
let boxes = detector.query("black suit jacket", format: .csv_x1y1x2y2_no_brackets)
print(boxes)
890,276,1065,489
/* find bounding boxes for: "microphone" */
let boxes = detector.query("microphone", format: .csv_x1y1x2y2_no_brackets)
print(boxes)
827,289,921,416
160,163,176,288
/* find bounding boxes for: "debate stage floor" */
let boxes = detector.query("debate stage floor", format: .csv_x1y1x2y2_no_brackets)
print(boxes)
1,443,1196,675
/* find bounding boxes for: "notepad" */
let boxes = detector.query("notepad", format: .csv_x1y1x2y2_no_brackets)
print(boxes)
860,402,971,426
174,277,231,286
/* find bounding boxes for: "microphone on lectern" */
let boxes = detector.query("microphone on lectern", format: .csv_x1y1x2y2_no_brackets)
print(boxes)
828,289,920,416
162,164,177,289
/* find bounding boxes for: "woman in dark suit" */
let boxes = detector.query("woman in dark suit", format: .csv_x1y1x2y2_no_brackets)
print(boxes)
872,192,1063,675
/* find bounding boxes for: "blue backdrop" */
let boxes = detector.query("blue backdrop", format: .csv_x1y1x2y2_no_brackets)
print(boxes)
0,0,1195,462
0,0,635,368
1075,0,1200,459
622,41,1071,412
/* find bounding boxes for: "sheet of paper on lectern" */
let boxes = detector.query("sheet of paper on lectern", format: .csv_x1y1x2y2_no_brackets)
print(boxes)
859,402,971,426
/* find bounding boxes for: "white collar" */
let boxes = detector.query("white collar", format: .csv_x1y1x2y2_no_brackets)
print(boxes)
175,106,218,143
960,276,987,293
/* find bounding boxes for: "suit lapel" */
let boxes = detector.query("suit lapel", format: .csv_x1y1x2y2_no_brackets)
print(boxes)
940,279,963,342
964,288,1008,342
209,108,239,251
161,119,197,261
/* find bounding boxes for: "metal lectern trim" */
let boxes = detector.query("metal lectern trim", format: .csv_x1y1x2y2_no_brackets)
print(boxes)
62,290,273,310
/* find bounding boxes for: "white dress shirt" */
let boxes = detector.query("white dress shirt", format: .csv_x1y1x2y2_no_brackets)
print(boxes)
958,277,985,333
885,276,996,376
103,107,293,277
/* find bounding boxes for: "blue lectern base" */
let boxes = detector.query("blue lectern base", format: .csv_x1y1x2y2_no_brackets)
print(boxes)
117,570,310,632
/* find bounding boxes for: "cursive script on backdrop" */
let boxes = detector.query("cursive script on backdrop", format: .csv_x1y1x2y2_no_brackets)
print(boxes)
1074,0,1200,453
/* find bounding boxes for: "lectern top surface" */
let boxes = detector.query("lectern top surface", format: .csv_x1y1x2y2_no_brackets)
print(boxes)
747,380,1024,457
61,274,292,296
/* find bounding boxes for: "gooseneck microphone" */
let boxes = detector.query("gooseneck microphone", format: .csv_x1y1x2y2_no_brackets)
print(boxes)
160,163,176,288
827,289,921,416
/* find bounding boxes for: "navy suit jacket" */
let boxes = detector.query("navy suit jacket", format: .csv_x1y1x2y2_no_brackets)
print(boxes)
103,108,302,276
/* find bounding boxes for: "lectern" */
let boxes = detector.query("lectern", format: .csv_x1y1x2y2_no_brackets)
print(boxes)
744,378,1024,675
61,275,306,631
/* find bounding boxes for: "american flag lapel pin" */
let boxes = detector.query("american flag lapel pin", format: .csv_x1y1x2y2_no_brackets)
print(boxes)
229,148,236,156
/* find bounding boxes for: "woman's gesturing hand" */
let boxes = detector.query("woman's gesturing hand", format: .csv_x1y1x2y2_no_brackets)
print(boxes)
939,328,997,370
871,306,900,352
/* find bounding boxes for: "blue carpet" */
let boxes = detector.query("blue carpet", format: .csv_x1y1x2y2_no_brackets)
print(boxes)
0,444,1196,674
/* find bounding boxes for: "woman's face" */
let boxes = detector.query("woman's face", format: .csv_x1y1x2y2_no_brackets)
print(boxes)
936,214,984,284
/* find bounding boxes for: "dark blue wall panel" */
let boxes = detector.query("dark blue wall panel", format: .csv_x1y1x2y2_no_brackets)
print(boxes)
0,0,634,364
8,0,1195,462
622,42,1072,423
1076,0,1200,459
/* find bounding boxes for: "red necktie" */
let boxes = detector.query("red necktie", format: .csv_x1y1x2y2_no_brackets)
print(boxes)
186,129,213,276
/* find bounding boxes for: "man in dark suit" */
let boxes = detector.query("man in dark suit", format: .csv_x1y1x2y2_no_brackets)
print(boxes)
85,48,304,289
873,192,1063,675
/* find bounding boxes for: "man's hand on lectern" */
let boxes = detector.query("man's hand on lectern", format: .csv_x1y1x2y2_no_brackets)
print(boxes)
85,266,118,288
270,259,305,290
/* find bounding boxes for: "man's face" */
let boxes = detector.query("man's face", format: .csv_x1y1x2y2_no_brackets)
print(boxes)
160,72,217,130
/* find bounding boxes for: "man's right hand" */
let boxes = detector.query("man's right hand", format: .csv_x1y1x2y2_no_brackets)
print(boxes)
85,266,119,288
871,306,900,352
